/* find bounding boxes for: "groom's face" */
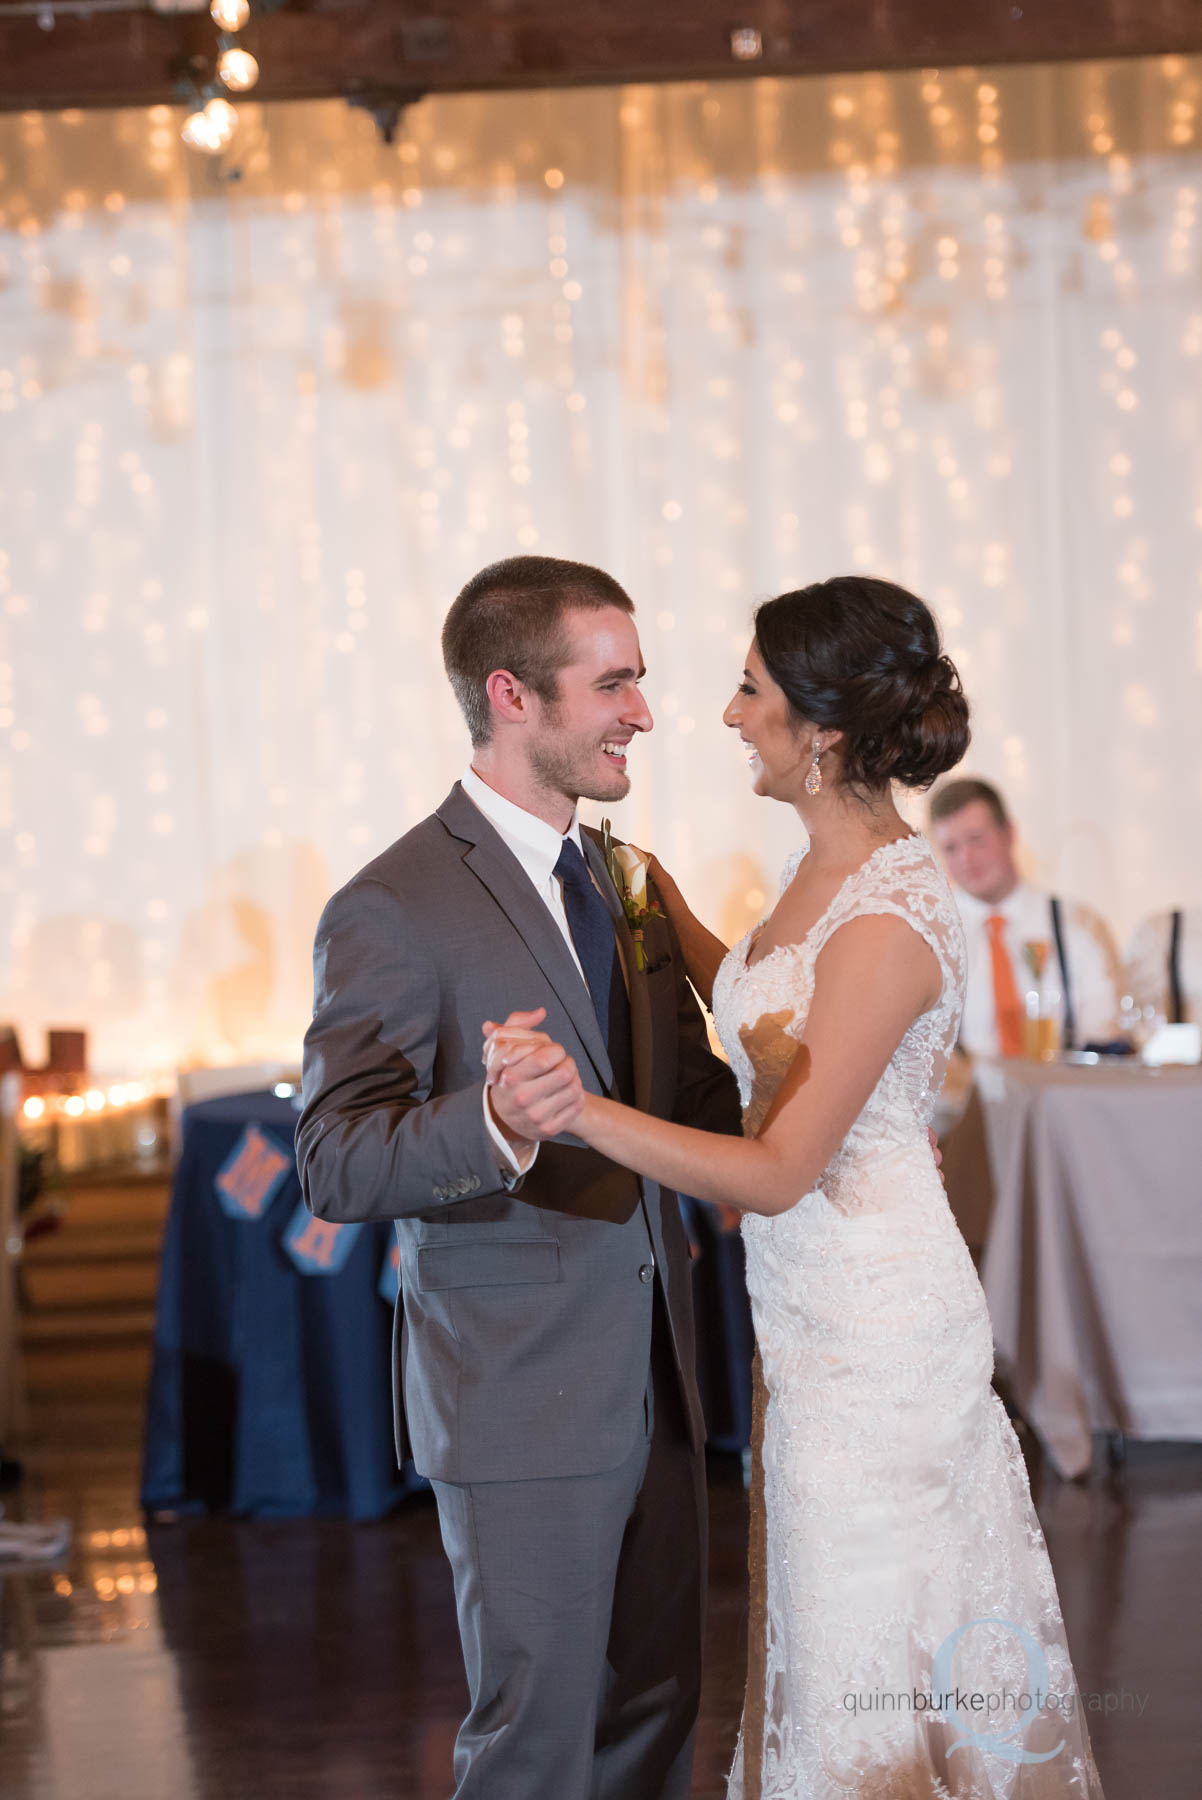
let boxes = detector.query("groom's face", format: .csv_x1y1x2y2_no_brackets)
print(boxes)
527,606,653,805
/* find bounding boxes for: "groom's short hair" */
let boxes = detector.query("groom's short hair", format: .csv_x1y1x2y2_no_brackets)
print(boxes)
442,555,635,746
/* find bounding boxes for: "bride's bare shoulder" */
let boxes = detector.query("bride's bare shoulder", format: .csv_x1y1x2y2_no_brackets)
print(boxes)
812,910,943,1015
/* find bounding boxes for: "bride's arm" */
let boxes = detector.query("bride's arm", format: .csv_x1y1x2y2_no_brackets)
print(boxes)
646,856,729,1010
498,914,940,1216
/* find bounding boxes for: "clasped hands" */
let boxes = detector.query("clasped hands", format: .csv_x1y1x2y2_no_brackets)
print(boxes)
483,1009,587,1145
483,1009,744,1233
483,1010,946,1188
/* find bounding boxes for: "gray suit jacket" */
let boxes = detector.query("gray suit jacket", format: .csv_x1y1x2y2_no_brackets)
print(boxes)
297,782,742,1484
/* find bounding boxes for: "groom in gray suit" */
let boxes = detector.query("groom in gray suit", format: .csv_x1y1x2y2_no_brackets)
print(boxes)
298,555,741,1800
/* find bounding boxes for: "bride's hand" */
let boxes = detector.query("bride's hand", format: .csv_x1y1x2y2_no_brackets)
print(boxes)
482,1008,552,1081
640,848,675,905
482,1009,585,1143
621,846,727,1010
612,840,673,904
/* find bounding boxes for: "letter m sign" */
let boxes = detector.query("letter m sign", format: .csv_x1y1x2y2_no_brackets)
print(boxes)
214,1124,294,1220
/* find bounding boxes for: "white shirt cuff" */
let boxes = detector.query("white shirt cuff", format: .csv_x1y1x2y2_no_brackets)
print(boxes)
483,1084,539,1178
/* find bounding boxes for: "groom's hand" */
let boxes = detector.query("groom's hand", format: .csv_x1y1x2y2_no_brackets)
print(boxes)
484,1010,584,1143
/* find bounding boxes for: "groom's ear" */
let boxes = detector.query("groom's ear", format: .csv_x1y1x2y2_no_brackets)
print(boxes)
485,668,530,726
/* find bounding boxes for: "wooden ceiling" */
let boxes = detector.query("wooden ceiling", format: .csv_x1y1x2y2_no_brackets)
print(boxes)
3,0,1202,114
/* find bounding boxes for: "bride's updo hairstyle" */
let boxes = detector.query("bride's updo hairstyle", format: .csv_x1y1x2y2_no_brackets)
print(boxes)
753,575,970,792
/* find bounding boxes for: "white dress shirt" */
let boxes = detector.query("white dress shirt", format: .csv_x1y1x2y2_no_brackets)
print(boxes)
954,880,1122,1056
1125,906,1202,1024
461,764,588,1174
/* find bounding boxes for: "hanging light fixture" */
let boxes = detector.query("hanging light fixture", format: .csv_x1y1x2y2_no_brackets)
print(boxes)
203,95,238,140
210,0,250,30
179,0,277,157
180,107,226,155
180,88,239,157
218,46,259,92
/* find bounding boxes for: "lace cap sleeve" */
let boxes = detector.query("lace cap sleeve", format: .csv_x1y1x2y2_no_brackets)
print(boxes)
809,837,966,1013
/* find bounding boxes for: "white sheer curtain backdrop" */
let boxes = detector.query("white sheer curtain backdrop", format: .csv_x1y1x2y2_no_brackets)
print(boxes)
1,59,1200,1072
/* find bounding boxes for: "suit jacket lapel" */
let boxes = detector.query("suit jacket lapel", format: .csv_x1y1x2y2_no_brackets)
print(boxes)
582,829,654,1115
437,786,615,1092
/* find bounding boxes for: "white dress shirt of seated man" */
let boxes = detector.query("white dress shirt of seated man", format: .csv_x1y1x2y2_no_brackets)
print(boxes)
929,777,1122,1058
1125,904,1202,1026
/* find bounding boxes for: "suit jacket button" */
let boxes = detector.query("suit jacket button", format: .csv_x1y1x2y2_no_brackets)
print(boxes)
639,1263,655,1283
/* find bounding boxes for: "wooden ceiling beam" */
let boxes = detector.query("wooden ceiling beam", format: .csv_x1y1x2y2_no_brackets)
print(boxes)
1,0,1201,113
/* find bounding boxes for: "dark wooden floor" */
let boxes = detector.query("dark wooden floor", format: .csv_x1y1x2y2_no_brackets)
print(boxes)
2,1400,1199,1799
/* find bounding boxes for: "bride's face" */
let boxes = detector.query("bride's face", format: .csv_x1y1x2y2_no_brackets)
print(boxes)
723,640,810,802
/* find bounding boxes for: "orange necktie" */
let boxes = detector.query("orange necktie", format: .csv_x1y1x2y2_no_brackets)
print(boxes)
986,913,1025,1057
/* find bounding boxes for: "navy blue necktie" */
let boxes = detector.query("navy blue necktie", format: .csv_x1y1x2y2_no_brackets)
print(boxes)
554,837,635,1104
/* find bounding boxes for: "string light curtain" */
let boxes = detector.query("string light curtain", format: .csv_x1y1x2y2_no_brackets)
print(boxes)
1,59,1200,1072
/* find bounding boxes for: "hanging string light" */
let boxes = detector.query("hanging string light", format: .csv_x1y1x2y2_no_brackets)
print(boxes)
181,0,272,153
180,100,233,155
202,95,238,140
218,47,259,92
211,0,250,29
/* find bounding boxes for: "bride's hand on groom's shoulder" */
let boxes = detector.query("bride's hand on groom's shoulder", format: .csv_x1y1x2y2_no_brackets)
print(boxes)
482,1010,585,1143
637,848,696,943
640,848,676,906
616,840,675,908
630,850,729,1009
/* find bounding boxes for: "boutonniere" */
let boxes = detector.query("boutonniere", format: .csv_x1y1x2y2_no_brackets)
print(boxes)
601,819,664,973
1021,939,1050,985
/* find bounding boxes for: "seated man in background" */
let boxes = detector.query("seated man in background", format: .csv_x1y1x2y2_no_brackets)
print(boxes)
929,777,1122,1056
1125,904,1201,1024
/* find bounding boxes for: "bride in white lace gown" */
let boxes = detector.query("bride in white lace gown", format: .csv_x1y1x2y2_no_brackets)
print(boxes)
713,829,1102,1798
487,576,1104,1799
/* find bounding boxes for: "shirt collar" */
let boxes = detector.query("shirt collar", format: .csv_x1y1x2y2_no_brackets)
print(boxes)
461,763,583,888
956,879,1034,925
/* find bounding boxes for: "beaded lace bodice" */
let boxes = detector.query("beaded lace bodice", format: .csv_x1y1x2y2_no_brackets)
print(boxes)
711,833,965,1208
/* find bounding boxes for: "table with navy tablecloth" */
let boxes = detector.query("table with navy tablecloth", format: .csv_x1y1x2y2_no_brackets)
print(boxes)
141,1090,755,1520
141,1090,417,1522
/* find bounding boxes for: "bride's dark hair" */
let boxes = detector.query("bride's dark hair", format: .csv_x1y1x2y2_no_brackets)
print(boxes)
753,575,970,792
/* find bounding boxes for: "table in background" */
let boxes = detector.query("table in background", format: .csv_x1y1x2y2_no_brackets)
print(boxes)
946,1057,1202,1479
141,1090,416,1521
141,1092,755,1520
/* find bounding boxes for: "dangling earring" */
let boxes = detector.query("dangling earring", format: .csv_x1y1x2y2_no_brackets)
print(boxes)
805,738,823,797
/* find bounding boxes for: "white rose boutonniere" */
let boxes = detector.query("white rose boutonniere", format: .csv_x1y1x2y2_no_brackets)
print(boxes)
602,820,664,972
611,843,650,911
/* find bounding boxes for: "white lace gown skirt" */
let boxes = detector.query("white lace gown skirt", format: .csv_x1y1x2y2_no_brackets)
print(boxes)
730,1154,1105,1800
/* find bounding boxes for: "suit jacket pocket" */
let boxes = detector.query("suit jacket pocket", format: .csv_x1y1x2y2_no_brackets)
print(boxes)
415,1237,560,1291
